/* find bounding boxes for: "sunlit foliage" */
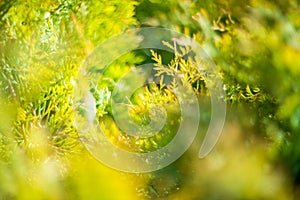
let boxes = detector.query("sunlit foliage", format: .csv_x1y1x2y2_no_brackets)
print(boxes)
0,0,300,199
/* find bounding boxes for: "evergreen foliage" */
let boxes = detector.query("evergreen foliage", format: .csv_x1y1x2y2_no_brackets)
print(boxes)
0,0,299,199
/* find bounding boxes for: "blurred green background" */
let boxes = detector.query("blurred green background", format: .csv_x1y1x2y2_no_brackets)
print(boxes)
0,0,300,199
